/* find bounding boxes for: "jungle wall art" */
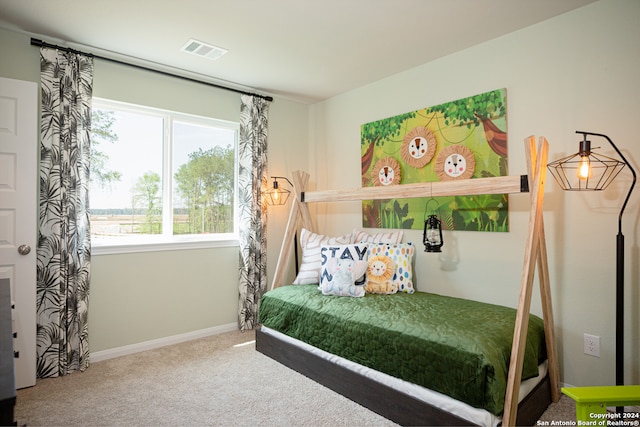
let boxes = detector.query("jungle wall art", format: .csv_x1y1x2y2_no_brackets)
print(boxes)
361,88,509,232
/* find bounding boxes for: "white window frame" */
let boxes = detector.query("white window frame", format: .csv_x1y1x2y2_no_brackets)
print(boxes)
91,98,240,255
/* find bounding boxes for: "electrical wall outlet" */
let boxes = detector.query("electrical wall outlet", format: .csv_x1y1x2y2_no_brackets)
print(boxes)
584,334,600,357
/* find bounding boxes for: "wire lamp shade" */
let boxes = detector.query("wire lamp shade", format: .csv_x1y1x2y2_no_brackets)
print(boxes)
264,176,291,206
547,133,626,191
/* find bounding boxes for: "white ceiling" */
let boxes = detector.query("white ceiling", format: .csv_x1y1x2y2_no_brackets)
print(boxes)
0,0,597,104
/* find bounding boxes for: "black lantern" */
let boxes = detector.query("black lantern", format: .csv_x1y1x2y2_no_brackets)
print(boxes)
423,214,443,252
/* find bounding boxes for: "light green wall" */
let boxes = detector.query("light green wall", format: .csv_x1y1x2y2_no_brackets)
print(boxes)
0,28,40,81
90,248,238,350
0,27,307,352
308,0,639,387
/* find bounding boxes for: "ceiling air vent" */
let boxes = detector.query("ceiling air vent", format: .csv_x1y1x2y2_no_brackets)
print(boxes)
181,39,228,60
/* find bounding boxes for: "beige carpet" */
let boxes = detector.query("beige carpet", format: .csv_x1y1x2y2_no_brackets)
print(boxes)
15,329,575,426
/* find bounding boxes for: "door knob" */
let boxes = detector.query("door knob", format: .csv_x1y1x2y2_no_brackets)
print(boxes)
18,244,31,255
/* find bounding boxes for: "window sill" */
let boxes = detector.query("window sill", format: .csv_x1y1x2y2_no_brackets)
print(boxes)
91,235,239,255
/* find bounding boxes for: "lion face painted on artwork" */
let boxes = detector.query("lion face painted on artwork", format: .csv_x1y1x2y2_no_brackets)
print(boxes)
364,255,397,294
434,145,475,181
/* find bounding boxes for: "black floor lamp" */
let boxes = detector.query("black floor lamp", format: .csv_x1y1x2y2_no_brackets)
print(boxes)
547,131,636,388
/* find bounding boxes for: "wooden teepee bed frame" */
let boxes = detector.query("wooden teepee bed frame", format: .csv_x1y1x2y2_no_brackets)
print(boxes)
257,136,560,426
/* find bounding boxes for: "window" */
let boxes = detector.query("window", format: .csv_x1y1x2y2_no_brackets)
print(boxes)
90,98,239,253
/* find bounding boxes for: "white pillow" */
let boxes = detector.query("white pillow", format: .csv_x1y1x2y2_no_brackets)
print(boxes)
352,228,403,244
292,228,353,285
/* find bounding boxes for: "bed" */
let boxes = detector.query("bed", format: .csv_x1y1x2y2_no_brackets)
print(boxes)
256,137,560,426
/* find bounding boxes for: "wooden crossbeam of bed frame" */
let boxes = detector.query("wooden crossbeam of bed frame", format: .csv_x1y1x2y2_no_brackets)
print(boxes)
302,174,529,203
269,136,560,426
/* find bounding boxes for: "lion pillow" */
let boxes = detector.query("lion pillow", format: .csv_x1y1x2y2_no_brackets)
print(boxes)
367,242,415,293
364,255,397,294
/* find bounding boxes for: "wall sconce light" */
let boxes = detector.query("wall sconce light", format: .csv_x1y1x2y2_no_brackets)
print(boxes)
547,131,636,389
423,199,444,252
264,175,299,275
264,176,292,206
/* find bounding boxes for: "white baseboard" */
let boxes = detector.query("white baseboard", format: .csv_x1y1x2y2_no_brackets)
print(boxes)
90,323,238,363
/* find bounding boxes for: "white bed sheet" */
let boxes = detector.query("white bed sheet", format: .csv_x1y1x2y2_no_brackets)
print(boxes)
261,326,548,427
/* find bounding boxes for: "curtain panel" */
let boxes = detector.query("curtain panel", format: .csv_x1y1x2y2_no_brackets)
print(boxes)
238,95,269,331
37,47,93,377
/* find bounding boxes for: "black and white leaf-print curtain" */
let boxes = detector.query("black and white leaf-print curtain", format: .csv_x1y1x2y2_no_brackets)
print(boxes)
238,94,270,331
37,47,93,377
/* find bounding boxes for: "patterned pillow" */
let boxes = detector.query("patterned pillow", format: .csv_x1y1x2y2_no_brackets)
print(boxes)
364,254,397,295
292,228,353,285
352,228,403,244
319,243,368,297
367,242,415,293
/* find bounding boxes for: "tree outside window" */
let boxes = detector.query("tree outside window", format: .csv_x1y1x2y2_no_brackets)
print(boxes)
89,99,238,251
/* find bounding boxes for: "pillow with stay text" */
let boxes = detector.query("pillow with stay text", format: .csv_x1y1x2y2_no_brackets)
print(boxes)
319,243,368,297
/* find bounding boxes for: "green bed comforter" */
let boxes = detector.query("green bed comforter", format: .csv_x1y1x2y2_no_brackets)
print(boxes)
258,284,547,416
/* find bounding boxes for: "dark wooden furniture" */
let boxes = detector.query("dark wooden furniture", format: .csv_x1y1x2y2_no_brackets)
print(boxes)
256,327,551,426
0,278,17,426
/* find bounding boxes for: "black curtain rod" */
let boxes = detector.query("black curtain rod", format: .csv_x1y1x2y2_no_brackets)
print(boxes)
30,37,273,102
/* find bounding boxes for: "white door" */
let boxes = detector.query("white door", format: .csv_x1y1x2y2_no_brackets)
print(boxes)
0,76,37,389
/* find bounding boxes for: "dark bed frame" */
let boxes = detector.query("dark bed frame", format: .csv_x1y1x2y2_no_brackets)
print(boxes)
256,327,552,426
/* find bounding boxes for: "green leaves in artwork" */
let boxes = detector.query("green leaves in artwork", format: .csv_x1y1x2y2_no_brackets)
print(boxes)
428,89,505,128
379,200,414,230
361,112,416,147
